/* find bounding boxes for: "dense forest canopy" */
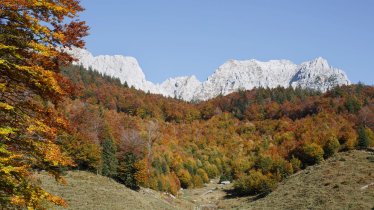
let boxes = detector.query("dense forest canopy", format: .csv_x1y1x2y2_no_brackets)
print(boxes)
58,65,374,196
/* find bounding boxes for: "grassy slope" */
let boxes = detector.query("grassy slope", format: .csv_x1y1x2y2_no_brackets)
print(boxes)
241,150,374,210
37,171,192,210
37,150,374,210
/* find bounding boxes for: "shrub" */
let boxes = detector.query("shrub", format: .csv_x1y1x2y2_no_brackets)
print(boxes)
177,169,192,188
197,168,209,183
367,128,374,147
192,175,204,188
323,136,340,158
169,172,181,195
271,157,293,179
204,163,219,178
157,175,170,192
233,170,275,196
255,155,273,174
290,156,302,172
300,143,324,165
219,172,233,183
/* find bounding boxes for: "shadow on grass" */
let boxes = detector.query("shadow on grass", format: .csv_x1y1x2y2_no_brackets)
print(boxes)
223,188,269,202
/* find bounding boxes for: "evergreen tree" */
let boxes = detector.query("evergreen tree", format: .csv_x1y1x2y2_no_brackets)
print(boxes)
345,97,361,113
117,152,139,190
101,124,118,177
358,126,370,148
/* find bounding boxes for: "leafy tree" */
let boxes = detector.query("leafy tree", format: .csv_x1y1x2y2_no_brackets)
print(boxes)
177,169,192,188
168,172,181,195
58,133,101,172
290,156,302,172
192,175,204,188
300,143,324,165
0,0,87,208
233,170,275,196
134,158,149,187
255,155,273,174
366,128,374,147
197,168,210,183
323,136,340,158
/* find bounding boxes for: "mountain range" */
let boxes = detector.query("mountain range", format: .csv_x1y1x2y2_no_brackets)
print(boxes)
66,47,351,101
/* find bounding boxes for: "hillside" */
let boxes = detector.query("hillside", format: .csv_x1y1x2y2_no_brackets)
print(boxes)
56,65,374,200
37,171,193,210
37,150,374,210
240,150,374,210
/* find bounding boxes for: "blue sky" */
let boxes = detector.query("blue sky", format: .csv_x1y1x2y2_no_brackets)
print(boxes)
80,0,373,84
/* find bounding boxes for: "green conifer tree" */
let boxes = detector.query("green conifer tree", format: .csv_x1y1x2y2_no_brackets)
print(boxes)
101,124,118,177
358,126,369,148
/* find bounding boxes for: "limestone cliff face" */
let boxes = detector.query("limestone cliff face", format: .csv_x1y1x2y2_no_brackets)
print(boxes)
67,47,351,101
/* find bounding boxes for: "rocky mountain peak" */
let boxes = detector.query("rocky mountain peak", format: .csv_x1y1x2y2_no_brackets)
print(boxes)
66,47,351,101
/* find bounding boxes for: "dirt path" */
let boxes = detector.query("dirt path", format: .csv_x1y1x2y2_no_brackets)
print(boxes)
178,179,248,210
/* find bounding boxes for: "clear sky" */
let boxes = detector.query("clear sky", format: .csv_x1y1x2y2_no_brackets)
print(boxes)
79,0,373,85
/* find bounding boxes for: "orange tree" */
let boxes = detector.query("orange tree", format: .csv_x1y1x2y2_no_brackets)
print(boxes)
0,0,88,208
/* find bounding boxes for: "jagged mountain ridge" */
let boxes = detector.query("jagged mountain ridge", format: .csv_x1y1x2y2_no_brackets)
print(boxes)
66,47,351,101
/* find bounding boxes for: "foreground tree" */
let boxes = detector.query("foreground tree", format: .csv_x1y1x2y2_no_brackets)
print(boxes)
0,0,88,208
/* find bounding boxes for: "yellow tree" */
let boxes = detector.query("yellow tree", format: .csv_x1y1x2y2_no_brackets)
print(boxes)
0,0,88,208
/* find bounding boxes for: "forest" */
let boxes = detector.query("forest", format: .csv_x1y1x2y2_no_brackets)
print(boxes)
1,1,373,209
58,65,374,196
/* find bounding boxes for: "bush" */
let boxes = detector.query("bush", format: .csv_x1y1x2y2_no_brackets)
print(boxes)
192,175,204,188
197,168,209,183
204,163,219,178
177,169,192,188
300,143,324,166
323,136,340,158
219,172,233,183
255,155,273,173
290,156,302,172
367,128,374,147
169,172,181,195
271,158,293,179
233,170,275,196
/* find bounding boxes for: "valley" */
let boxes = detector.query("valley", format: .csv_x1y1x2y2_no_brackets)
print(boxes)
38,150,374,210
2,1,373,209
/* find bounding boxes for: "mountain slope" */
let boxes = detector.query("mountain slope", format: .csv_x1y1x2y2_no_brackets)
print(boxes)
37,151,374,210
239,150,374,210
65,47,351,101
38,171,191,210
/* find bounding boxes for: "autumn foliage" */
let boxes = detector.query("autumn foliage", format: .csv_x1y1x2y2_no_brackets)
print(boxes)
0,0,87,208
2,1,373,209
57,65,374,197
